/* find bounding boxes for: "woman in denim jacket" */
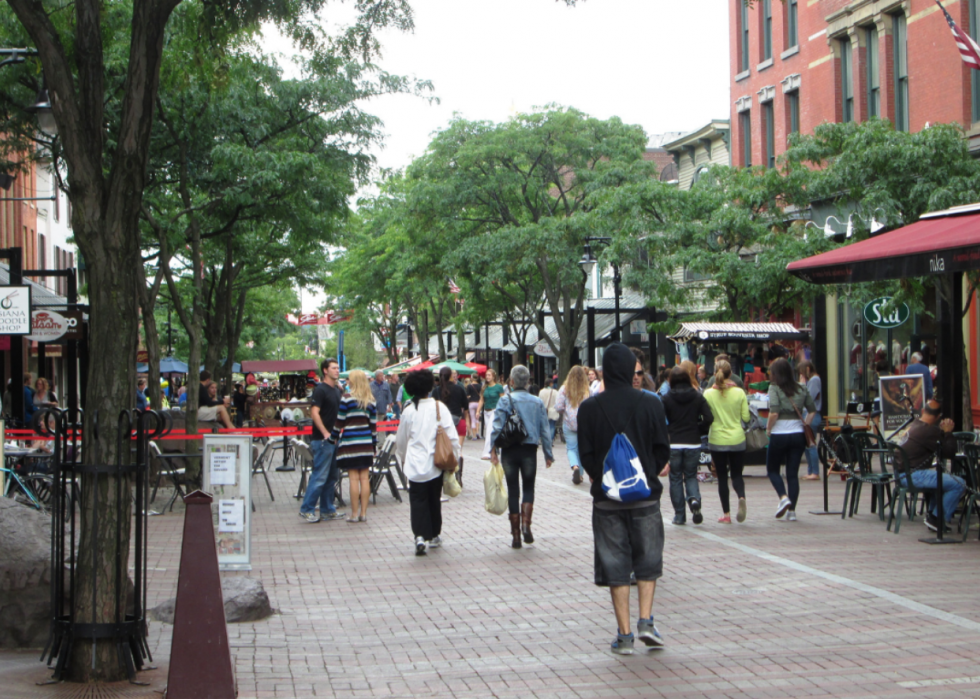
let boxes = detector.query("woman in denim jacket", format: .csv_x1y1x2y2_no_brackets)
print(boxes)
490,365,554,549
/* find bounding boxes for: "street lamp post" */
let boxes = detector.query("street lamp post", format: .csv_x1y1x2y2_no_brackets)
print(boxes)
578,236,622,342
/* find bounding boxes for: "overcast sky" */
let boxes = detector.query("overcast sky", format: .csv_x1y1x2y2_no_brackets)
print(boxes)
267,0,730,174
265,0,731,311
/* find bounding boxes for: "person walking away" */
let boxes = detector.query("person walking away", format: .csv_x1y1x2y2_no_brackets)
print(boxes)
395,369,460,555
489,365,553,548
555,366,590,485
477,369,504,459
798,361,822,480
662,367,713,525
432,367,468,439
578,343,670,654
370,370,392,418
465,376,481,440
330,369,378,523
906,351,934,400
704,360,751,523
299,358,346,522
765,358,817,521
538,380,560,442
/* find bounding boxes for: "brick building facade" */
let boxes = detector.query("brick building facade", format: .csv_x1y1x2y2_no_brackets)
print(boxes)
730,0,980,168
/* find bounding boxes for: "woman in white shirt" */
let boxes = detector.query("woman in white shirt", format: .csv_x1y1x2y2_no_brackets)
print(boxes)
395,369,461,556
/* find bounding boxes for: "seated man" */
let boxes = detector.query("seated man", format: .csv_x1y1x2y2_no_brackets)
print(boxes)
198,371,235,430
896,399,965,532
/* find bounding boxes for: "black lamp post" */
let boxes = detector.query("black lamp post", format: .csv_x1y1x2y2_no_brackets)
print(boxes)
578,236,622,342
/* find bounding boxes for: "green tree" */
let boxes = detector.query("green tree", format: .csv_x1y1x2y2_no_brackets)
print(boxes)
410,107,654,379
0,0,414,680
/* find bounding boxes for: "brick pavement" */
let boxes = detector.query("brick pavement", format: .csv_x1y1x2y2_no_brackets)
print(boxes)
11,436,980,698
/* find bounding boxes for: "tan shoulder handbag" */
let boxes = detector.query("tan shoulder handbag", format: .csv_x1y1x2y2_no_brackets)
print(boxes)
434,400,458,471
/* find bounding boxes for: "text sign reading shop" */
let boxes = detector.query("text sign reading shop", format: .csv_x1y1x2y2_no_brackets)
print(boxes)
863,296,910,329
0,286,32,335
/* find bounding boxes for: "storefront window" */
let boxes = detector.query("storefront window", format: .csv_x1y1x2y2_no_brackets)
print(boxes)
837,291,937,412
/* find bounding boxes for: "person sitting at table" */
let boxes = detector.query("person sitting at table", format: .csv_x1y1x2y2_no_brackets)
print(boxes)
895,399,964,532
198,371,235,430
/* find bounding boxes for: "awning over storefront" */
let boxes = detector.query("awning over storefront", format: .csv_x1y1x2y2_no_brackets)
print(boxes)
786,204,980,284
669,322,808,343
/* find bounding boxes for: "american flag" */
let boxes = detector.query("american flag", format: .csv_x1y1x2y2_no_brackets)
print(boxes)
448,279,461,294
936,1,980,70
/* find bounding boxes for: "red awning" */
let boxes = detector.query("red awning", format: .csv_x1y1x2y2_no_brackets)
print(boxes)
787,207,980,284
240,359,319,373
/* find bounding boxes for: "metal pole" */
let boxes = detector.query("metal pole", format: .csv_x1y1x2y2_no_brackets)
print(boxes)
613,263,622,343
9,248,24,424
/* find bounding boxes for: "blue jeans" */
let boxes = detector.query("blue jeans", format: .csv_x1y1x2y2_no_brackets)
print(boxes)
300,439,340,515
898,471,966,523
668,448,701,520
804,414,822,476
767,432,806,510
565,429,581,468
548,419,557,443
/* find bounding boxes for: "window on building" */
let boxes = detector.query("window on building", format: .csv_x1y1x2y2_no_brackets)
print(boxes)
787,0,798,49
740,111,752,167
867,27,880,118
972,0,980,122
840,37,854,123
893,13,909,131
763,101,775,168
739,0,750,72
762,0,773,61
786,90,800,144
684,267,711,282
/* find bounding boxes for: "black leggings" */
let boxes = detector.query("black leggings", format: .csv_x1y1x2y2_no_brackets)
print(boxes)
713,450,746,515
409,475,443,540
500,444,538,514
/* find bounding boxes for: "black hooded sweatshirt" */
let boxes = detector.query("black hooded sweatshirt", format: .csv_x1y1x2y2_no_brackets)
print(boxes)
578,343,671,505
662,386,714,447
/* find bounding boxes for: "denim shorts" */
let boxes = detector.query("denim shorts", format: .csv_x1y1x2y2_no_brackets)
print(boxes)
592,502,664,587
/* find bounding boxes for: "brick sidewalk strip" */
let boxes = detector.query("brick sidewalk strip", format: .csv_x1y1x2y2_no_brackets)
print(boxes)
11,438,980,698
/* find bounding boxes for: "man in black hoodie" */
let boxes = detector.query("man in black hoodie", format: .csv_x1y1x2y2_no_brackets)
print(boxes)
579,343,671,655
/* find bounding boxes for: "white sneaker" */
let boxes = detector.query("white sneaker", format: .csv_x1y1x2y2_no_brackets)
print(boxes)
786,510,797,522
415,536,427,556
775,497,792,519
428,536,442,548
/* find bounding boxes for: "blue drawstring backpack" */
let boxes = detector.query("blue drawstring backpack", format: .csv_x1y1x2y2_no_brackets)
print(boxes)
597,396,651,502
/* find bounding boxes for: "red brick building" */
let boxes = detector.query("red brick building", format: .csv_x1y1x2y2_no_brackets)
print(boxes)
729,0,980,168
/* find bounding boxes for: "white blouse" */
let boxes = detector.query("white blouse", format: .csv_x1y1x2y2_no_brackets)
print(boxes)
395,398,461,483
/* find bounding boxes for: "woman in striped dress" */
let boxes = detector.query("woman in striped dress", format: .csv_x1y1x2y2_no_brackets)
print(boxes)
329,369,378,523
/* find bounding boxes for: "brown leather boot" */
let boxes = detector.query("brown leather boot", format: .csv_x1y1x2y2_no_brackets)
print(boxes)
521,502,534,544
509,513,522,549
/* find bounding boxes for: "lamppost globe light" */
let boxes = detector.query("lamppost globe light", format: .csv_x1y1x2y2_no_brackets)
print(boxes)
29,88,57,136
578,253,597,277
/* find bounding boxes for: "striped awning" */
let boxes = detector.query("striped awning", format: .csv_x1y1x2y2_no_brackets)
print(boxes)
669,322,808,343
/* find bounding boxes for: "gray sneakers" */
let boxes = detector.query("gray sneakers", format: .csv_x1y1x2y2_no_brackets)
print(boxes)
610,632,634,655
786,510,798,522
637,618,665,648
428,536,442,548
299,511,320,523
775,497,792,519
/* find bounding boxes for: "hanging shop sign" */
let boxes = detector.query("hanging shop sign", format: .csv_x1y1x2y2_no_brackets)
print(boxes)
534,340,555,358
26,309,73,342
0,286,32,335
862,297,910,329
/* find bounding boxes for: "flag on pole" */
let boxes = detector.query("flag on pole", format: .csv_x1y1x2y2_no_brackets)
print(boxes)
448,279,461,294
936,1,980,69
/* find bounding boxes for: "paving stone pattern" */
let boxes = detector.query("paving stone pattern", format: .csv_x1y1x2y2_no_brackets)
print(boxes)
41,439,980,697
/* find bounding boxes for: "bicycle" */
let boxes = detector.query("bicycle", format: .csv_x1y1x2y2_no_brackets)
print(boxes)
2,464,53,512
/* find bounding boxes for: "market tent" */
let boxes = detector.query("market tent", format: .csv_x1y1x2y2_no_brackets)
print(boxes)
339,367,371,379
199,362,241,373
431,360,477,375
669,322,808,343
397,360,434,374
137,357,189,374
465,362,488,376
241,359,319,373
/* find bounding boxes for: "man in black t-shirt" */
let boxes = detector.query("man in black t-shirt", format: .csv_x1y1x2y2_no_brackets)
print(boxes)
299,358,345,522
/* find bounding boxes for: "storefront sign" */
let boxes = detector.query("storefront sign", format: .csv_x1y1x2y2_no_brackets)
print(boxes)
62,311,84,341
533,340,555,358
863,297,910,329
0,286,32,335
26,309,73,342
879,374,924,441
